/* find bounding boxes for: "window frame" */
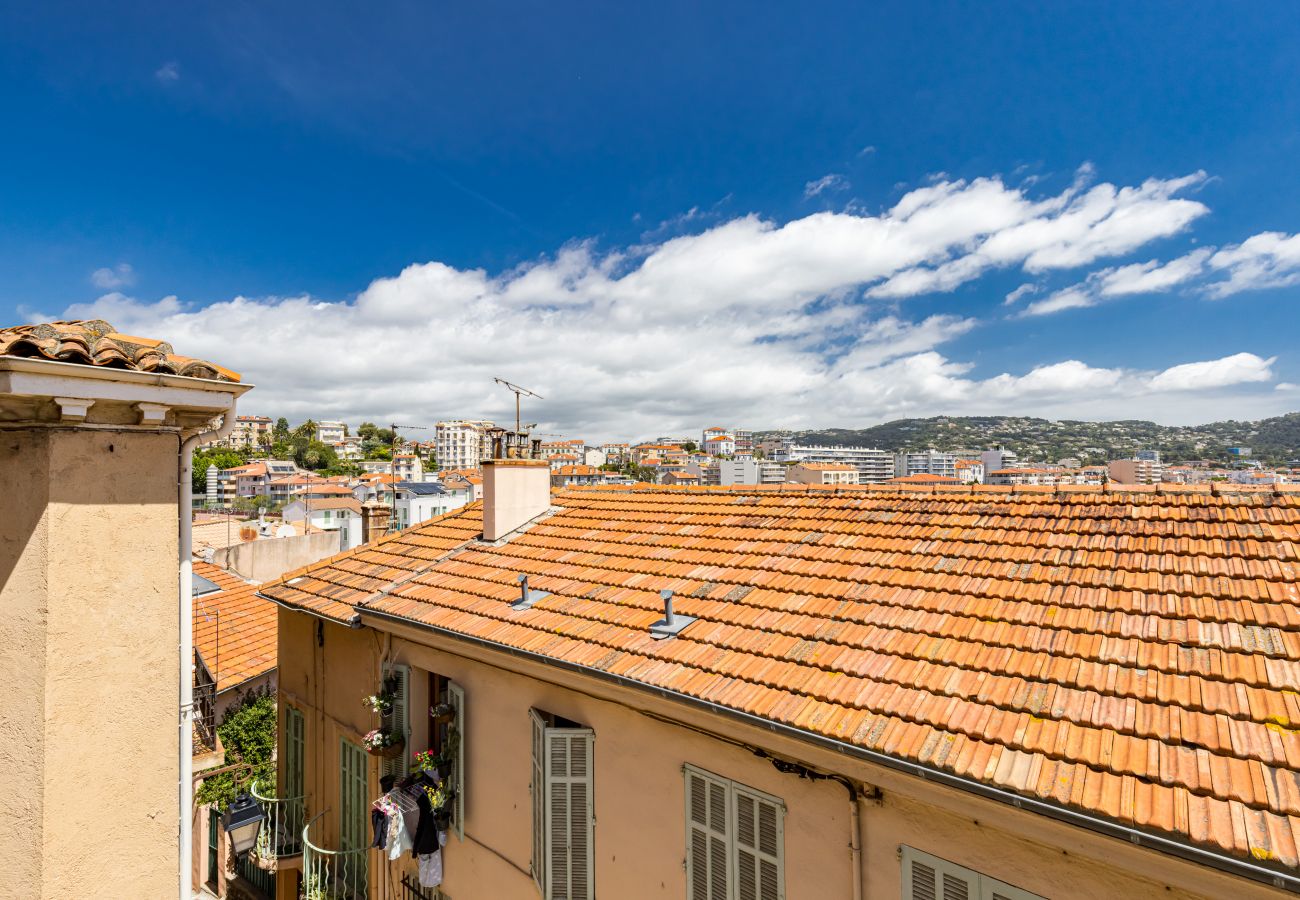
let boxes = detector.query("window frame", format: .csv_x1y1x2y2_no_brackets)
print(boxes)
530,708,595,900
901,846,1044,900
683,764,786,900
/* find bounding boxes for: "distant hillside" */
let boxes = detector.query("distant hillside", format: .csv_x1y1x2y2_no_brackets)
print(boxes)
759,413,1300,465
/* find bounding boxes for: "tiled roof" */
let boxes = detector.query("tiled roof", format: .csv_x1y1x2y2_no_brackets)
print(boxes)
888,474,960,483
555,465,600,476
257,483,1300,875
0,319,239,381
193,560,276,692
292,497,362,514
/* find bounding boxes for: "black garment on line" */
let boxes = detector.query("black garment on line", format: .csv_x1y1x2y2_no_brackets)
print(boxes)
371,808,389,849
412,788,439,856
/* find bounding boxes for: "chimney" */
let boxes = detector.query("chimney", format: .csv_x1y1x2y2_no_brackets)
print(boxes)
361,500,391,544
482,458,552,541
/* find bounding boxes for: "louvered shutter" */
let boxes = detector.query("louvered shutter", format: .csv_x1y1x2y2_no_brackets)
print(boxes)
530,709,547,894
381,664,410,778
902,848,1041,900
733,786,783,900
544,727,595,900
448,680,466,840
285,706,304,799
684,766,730,900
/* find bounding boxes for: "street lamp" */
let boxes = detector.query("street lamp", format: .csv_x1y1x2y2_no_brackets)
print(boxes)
222,792,265,855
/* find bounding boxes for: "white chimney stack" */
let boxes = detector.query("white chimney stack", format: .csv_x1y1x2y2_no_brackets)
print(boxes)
482,458,551,541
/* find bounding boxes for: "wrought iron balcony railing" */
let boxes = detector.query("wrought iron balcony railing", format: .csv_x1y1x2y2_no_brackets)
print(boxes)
302,812,368,900
250,780,305,861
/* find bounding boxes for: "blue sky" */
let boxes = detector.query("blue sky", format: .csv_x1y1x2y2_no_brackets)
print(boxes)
3,1,1299,437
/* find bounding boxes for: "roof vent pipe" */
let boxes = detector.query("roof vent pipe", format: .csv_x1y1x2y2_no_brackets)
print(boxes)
650,588,696,639
511,572,550,611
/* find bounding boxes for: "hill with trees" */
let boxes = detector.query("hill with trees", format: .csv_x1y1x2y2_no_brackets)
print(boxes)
760,412,1300,465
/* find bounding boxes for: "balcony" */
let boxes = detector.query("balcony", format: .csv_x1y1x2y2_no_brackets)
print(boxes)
302,812,368,900
251,780,305,862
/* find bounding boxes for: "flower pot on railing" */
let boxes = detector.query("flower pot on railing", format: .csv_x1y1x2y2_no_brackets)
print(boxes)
430,702,455,725
364,729,404,757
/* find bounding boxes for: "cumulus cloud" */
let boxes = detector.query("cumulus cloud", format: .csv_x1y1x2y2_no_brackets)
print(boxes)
1003,283,1038,306
803,174,849,198
1207,232,1300,296
54,166,1287,437
90,263,135,290
155,61,180,83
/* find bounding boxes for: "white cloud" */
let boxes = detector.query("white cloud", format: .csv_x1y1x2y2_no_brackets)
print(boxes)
1207,232,1300,297
1148,353,1275,392
1003,283,1038,306
1021,287,1096,317
90,263,135,290
155,61,180,83
1096,248,1212,296
53,166,1288,437
803,174,849,198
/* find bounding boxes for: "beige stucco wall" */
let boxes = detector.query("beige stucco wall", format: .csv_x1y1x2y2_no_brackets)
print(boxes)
0,428,180,900
214,530,341,583
276,609,1290,900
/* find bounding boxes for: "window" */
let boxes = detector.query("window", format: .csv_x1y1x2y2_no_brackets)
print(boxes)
382,664,411,779
423,671,467,840
684,765,784,900
530,709,594,900
901,847,1043,900
285,706,305,799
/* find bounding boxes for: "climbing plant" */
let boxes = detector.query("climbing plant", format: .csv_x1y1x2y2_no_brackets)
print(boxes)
196,688,277,811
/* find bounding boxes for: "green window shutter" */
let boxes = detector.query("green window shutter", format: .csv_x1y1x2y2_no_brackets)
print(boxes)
339,738,371,897
544,727,594,900
448,681,466,841
684,766,730,900
382,664,410,779
285,707,305,799
733,786,783,900
530,709,547,895
901,848,1042,900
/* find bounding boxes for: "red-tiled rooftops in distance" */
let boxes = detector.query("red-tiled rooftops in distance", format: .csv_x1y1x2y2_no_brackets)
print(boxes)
888,473,960,483
257,482,1300,876
0,319,240,381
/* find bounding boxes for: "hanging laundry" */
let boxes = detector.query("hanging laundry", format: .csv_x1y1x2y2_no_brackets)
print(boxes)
417,830,449,888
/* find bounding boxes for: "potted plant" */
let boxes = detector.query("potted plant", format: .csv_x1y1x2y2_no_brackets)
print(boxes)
363,728,404,758
429,701,455,724
362,691,395,715
412,748,438,773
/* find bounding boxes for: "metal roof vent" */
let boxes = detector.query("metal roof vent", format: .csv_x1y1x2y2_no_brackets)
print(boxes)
511,573,550,611
650,589,696,639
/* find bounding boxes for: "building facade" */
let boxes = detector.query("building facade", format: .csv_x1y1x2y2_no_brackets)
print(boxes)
775,442,894,483
435,419,494,470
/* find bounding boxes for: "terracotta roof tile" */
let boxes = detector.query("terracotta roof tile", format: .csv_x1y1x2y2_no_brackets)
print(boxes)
1,319,239,381
260,483,1300,875
193,560,276,692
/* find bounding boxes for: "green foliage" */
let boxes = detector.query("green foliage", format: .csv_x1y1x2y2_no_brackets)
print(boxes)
366,446,393,461
192,447,251,493
681,441,698,453
232,494,282,515
295,439,339,471
323,463,363,478
273,417,290,442
196,689,277,812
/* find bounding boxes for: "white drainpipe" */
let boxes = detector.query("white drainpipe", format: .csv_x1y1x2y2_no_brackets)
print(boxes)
180,405,238,900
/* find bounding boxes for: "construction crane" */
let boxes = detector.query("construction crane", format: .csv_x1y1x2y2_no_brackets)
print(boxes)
494,378,543,434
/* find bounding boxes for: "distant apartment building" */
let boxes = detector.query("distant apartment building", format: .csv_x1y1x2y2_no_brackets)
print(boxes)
686,462,722,486
655,436,694,447
980,447,1019,481
662,470,701,486
601,443,630,465
954,460,984,483
392,481,472,529
787,462,859,486
718,459,786,486
315,419,346,444
551,464,603,487
224,414,272,449
775,442,894,484
733,429,754,453
703,433,736,456
333,437,363,461
391,452,424,481
1108,457,1164,484
986,467,1063,486
540,439,586,460
282,496,362,532
894,449,959,479
436,419,494,470
1135,449,1161,463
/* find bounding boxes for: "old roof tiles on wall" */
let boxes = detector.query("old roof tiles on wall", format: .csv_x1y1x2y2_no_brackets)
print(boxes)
0,319,240,382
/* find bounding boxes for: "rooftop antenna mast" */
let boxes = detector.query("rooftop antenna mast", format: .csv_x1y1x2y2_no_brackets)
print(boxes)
493,378,543,435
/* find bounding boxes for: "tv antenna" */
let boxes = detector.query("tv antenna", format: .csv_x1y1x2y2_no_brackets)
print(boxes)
494,378,543,434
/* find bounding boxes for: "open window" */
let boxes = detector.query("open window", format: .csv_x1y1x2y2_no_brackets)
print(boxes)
530,709,594,900
421,670,467,839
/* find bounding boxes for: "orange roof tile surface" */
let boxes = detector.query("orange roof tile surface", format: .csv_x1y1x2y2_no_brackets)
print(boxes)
888,474,960,483
257,483,1300,875
193,560,276,692
0,319,239,381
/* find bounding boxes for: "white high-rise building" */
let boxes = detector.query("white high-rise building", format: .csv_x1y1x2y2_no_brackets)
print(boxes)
316,420,346,444
894,450,959,479
435,420,495,470
718,459,786,485
774,442,894,483
980,448,1019,482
